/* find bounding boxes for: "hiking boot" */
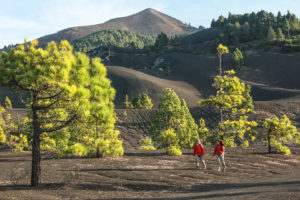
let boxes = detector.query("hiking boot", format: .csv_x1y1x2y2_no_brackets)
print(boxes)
218,168,221,172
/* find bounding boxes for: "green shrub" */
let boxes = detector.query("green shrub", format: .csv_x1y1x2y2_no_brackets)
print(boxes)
139,136,156,150
139,145,156,150
7,134,29,152
198,118,212,144
166,145,182,156
263,114,300,154
125,93,153,109
158,128,179,148
0,127,6,144
222,136,237,147
273,140,291,155
95,130,124,157
67,143,89,157
241,140,249,148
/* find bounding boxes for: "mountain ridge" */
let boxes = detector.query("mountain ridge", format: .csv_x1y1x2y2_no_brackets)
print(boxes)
37,8,199,46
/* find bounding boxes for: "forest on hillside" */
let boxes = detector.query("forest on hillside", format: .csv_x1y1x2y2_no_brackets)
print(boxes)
71,29,155,52
211,10,300,52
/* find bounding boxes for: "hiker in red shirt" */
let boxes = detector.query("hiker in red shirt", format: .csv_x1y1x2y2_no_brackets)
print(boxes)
193,139,206,169
213,140,226,171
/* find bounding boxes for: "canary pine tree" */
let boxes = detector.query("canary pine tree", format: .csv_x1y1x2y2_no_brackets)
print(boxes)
125,93,153,109
149,88,198,155
263,115,300,154
0,40,118,186
199,44,257,147
232,48,244,70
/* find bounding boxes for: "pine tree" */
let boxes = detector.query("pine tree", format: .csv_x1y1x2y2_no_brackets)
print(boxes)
65,58,123,158
267,26,276,41
283,19,291,39
276,27,285,40
232,48,244,70
127,93,153,109
0,40,117,187
149,88,198,154
154,32,169,52
177,99,198,148
149,88,182,140
199,44,257,147
216,44,229,78
263,115,299,154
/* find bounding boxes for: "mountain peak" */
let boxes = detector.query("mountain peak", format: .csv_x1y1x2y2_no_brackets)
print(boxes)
37,8,198,45
140,8,158,13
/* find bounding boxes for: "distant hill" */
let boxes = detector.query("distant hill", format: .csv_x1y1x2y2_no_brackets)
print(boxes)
37,8,199,46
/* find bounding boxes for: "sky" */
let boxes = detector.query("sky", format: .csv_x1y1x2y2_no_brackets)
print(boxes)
1,0,300,48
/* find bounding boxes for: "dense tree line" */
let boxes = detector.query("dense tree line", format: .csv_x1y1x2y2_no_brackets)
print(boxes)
72,29,155,52
211,10,300,45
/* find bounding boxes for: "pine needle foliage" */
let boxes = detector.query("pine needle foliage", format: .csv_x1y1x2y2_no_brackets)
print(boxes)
263,115,300,154
149,88,198,154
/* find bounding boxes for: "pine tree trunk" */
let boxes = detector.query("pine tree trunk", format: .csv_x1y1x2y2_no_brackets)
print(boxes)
219,54,222,77
31,97,41,187
268,128,271,153
220,109,223,124
96,125,100,158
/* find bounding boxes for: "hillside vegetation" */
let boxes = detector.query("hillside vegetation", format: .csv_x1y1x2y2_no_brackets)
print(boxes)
211,10,300,52
72,29,155,52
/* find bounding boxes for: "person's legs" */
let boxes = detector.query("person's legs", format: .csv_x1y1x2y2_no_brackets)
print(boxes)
199,156,206,169
220,154,226,171
195,155,200,168
216,155,221,171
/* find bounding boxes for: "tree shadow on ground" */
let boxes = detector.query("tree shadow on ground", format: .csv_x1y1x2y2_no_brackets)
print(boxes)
67,167,197,173
185,180,300,193
250,151,278,155
0,159,31,162
0,183,65,191
73,182,172,191
124,152,166,157
96,191,261,200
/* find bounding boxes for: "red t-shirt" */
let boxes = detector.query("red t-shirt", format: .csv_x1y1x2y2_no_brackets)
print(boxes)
193,143,204,156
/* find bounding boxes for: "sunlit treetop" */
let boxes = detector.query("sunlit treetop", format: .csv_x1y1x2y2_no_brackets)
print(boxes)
217,44,229,55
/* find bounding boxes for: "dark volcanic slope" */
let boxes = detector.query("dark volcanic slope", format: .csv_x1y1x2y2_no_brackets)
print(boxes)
37,8,198,46
163,51,300,101
107,66,201,108
102,50,300,108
